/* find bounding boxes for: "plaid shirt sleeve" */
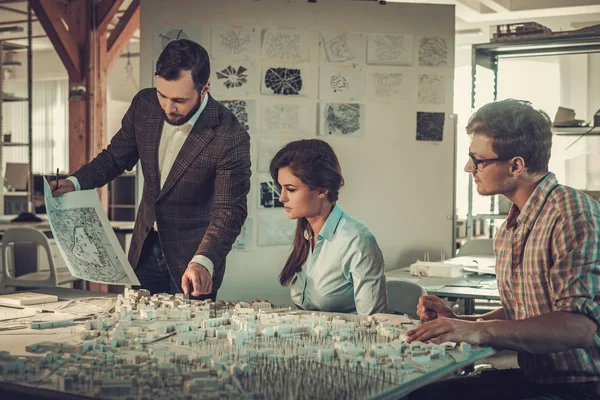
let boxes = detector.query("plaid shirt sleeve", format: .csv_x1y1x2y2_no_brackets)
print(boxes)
551,211,600,327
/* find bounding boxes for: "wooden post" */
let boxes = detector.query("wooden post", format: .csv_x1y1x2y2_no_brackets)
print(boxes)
30,0,140,293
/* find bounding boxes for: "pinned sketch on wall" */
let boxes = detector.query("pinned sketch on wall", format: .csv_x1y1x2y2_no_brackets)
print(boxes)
319,65,366,101
258,174,284,209
320,103,365,136
221,99,257,133
258,214,296,247
258,140,284,173
262,29,311,62
366,67,408,102
320,32,366,66
418,73,446,105
211,60,259,97
232,217,253,252
416,111,445,142
211,25,260,60
418,37,448,67
153,25,202,64
260,99,315,134
261,64,308,96
367,33,413,66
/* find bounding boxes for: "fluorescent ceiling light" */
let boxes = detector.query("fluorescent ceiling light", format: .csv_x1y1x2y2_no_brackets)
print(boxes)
0,26,24,34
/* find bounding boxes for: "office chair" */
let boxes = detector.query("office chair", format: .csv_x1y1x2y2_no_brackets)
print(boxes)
457,238,494,257
386,280,427,319
0,227,81,294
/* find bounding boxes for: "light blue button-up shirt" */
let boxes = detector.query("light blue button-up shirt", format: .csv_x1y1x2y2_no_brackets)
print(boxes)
290,204,388,315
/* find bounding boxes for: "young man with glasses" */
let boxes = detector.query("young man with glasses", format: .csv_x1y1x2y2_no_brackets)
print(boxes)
407,99,600,399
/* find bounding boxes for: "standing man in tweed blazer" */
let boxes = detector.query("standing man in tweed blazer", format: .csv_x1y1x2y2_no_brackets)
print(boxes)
51,40,251,301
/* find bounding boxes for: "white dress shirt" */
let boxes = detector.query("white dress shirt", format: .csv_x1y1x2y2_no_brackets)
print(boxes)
67,93,215,277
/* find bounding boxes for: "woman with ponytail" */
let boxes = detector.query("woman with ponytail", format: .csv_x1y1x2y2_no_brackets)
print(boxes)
269,139,387,315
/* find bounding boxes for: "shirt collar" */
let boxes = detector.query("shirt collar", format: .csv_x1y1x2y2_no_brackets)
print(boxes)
186,92,209,128
506,172,558,230
305,203,343,242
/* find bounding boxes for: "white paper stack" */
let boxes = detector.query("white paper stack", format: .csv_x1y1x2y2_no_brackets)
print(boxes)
409,261,463,278
0,292,59,306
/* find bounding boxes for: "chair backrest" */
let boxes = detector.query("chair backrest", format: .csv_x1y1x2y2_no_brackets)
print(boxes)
0,227,57,292
458,238,495,257
386,280,427,319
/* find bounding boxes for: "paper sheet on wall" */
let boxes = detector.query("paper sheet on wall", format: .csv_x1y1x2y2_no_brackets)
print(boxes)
43,178,140,286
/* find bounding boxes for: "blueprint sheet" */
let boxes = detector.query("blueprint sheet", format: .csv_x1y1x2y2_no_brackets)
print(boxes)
43,178,140,285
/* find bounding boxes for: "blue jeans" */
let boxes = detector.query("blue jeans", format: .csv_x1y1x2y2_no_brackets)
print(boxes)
133,230,217,301
132,229,178,295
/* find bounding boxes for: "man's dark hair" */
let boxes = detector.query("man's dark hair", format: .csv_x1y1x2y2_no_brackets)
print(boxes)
155,39,210,89
466,99,553,174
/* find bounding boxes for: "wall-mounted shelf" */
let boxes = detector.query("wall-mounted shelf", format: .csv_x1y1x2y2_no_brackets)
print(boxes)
553,127,600,136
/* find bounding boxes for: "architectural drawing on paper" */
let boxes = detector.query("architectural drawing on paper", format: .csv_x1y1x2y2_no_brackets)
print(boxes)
371,72,404,98
211,26,259,60
232,218,253,252
262,102,300,131
219,30,252,55
159,28,189,50
416,111,445,142
48,208,128,283
263,67,303,96
262,30,309,62
43,179,139,286
330,72,350,93
258,214,295,246
323,33,355,63
216,65,248,89
259,175,284,209
418,37,448,67
321,103,364,136
221,100,255,133
418,74,445,105
258,140,283,173
368,34,413,66
1,288,494,399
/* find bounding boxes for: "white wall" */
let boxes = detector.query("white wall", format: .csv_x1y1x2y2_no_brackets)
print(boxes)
141,0,456,305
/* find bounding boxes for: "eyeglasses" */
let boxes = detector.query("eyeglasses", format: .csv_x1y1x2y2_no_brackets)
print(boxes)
468,153,510,171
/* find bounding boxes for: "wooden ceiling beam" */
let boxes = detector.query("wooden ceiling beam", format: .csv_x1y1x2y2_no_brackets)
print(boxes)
106,0,139,70
0,4,26,15
0,18,38,26
96,0,124,34
30,0,81,80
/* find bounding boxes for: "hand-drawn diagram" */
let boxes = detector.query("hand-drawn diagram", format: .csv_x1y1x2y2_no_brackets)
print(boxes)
418,73,446,105
320,103,365,136
211,25,259,60
44,179,140,285
258,140,284,173
153,25,202,66
211,60,258,97
320,32,366,65
262,29,310,62
258,214,296,247
319,65,366,101
418,37,448,67
416,111,445,141
260,99,315,134
262,66,306,96
221,99,257,133
232,217,253,252
366,67,408,102
367,34,413,66
259,174,284,209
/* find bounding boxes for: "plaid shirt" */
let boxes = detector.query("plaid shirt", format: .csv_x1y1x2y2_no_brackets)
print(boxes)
495,172,600,384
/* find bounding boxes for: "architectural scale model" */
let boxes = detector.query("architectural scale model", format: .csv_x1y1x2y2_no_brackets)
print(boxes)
0,289,490,399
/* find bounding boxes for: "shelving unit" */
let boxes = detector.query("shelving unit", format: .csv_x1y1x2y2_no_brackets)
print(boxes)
0,6,34,217
467,33,600,239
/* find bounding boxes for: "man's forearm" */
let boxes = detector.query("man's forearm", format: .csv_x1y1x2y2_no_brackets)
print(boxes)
477,311,596,354
459,307,507,322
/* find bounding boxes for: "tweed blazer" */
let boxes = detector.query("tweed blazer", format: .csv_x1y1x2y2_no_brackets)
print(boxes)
72,88,251,294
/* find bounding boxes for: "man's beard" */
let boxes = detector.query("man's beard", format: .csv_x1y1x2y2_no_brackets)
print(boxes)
163,92,203,126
